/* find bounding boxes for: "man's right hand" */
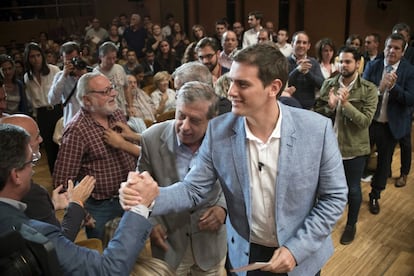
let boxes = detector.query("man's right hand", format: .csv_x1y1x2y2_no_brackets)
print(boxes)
119,171,159,210
150,224,169,251
69,175,96,205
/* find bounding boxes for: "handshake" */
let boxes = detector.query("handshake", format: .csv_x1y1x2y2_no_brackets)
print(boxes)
119,171,159,210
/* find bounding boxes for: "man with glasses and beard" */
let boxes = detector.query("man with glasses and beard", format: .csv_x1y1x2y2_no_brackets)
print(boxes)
196,37,229,85
53,72,138,240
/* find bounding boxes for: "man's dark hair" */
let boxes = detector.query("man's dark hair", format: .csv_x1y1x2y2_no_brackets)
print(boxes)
233,42,288,90
386,33,407,50
248,11,263,23
392,22,411,35
24,42,50,81
195,37,220,52
338,46,361,61
0,124,30,190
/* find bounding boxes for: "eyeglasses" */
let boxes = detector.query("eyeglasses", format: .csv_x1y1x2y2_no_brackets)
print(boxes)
21,153,40,168
89,84,115,96
198,53,216,60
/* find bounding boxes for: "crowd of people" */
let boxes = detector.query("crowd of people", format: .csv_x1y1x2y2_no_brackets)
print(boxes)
0,8,413,276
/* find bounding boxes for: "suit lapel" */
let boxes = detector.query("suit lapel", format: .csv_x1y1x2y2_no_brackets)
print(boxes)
231,117,252,221
159,121,179,180
276,105,297,209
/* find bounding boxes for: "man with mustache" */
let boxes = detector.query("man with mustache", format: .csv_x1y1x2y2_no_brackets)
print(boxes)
53,72,137,240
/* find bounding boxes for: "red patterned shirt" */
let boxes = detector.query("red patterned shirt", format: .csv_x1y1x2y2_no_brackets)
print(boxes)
53,108,137,200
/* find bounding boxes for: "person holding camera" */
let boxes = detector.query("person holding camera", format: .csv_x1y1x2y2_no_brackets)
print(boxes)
48,41,90,126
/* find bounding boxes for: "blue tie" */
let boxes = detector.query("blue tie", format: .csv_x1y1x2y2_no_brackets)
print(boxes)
385,65,393,73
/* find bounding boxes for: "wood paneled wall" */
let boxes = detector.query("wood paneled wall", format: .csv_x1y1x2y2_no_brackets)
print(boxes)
1,0,413,53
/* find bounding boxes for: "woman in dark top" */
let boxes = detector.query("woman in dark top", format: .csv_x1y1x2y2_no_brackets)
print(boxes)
154,39,181,74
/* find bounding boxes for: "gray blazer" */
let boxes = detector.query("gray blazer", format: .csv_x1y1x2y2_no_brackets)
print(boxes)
139,120,227,270
152,104,348,276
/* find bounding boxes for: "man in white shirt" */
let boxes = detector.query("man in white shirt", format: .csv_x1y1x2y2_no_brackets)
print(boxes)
242,11,263,48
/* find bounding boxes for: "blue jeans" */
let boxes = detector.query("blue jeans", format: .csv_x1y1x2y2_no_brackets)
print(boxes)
85,197,124,240
343,155,367,226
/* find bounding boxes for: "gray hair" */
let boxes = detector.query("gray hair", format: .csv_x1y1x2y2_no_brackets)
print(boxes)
76,71,104,106
99,41,118,57
177,81,218,119
172,61,213,89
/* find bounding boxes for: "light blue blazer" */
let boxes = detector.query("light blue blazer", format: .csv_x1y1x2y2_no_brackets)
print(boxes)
152,103,348,276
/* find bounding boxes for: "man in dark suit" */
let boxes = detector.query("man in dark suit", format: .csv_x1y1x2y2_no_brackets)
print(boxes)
0,123,159,275
287,31,324,109
0,114,94,241
391,23,414,187
363,33,414,214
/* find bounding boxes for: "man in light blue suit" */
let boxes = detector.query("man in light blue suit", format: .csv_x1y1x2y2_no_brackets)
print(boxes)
121,43,348,276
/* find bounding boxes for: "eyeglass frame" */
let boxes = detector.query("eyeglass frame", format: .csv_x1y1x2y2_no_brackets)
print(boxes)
88,84,116,96
20,153,40,169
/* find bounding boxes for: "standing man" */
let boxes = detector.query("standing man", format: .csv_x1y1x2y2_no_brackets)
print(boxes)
363,33,382,67
139,81,227,275
363,33,414,214
276,29,293,58
242,11,263,48
94,42,133,116
391,23,414,188
287,31,324,109
232,21,245,49
196,37,228,85
48,41,88,126
53,72,138,239
121,43,348,276
123,14,147,59
213,18,228,51
315,47,378,245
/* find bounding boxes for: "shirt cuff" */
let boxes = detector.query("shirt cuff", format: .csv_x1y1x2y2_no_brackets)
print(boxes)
130,204,150,218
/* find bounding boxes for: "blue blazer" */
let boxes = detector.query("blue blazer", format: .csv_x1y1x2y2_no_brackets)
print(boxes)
152,103,348,276
0,201,152,276
363,58,414,139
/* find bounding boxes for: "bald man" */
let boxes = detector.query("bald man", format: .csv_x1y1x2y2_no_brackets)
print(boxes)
0,114,95,241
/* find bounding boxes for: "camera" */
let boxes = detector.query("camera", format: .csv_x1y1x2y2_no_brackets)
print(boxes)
71,57,87,70
0,224,62,275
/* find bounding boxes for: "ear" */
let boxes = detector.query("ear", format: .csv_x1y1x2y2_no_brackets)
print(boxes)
268,79,283,98
9,168,21,186
355,60,361,70
83,95,92,107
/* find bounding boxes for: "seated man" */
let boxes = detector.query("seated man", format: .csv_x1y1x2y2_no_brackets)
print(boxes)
0,114,94,241
0,123,159,275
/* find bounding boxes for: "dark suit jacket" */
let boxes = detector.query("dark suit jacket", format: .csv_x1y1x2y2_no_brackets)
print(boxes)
363,58,414,139
287,56,324,109
403,46,414,65
0,201,152,275
22,181,85,241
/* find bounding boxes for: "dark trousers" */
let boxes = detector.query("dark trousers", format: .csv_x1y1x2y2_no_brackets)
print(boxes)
370,121,398,198
398,129,412,176
343,156,368,226
37,105,62,175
